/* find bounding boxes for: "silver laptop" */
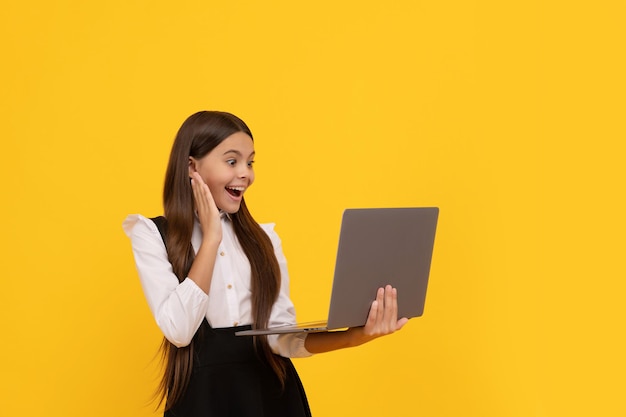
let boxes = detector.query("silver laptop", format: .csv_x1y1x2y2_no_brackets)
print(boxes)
235,207,439,336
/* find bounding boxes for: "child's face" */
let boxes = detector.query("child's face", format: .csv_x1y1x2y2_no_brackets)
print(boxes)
190,131,255,213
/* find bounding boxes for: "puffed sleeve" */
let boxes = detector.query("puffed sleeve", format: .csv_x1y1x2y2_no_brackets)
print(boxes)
123,214,209,347
260,223,313,358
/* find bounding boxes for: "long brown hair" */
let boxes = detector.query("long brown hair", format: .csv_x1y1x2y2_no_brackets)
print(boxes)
157,111,285,410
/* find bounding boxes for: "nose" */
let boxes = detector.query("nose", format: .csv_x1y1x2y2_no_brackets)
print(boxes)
237,164,252,179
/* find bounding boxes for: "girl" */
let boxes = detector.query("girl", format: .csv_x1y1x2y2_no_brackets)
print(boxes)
123,111,408,416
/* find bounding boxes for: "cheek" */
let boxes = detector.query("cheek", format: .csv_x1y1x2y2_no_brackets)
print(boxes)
198,167,223,192
205,181,224,197
198,172,221,194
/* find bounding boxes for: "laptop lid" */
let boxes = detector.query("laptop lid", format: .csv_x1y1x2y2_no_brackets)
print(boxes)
326,207,439,329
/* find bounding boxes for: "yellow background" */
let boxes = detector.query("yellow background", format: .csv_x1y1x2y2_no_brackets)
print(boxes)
2,1,624,416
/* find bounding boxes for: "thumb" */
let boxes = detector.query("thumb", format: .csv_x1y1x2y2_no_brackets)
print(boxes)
396,317,410,330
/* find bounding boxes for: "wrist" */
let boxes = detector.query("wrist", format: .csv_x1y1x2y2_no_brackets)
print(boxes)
198,237,220,252
346,327,372,348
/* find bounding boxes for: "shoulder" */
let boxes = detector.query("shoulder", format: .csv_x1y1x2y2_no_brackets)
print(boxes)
259,222,282,247
259,222,276,234
122,214,161,239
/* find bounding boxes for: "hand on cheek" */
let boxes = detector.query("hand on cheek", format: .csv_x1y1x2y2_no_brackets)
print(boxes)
191,172,222,243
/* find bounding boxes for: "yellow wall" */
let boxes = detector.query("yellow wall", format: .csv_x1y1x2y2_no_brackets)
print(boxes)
2,1,624,416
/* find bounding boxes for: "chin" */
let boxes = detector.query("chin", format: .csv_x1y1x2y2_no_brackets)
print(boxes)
219,203,242,214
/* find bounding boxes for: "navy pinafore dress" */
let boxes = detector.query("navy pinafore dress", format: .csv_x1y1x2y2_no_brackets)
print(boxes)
164,321,311,417
151,217,312,417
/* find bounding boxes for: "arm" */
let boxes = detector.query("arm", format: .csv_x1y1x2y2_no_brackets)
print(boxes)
123,215,209,347
304,285,409,354
121,174,221,347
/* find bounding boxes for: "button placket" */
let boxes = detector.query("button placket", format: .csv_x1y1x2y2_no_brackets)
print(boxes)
221,248,241,327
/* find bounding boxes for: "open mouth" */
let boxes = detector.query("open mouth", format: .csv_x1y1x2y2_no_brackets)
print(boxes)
226,186,244,197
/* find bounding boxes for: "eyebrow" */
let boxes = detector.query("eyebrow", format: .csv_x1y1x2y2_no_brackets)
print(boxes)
223,150,255,158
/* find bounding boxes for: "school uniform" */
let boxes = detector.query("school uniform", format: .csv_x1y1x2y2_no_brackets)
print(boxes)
123,213,312,416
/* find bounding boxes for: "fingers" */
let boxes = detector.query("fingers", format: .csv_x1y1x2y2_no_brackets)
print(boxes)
386,285,399,333
364,285,405,337
383,285,395,322
191,173,218,217
190,173,222,242
191,172,213,210
353,285,408,346
365,287,384,330
375,285,396,331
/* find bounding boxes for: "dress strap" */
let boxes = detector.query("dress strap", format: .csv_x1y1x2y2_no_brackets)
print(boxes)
150,216,168,248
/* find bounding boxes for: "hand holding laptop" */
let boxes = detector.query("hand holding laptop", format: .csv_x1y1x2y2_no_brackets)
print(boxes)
303,284,409,354
358,285,409,341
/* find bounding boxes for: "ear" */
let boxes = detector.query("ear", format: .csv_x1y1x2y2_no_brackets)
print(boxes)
188,157,197,178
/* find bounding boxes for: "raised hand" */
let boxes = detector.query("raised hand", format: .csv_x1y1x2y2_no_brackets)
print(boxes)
190,171,222,245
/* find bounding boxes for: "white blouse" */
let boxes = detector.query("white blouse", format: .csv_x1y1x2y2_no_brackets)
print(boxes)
122,213,311,358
